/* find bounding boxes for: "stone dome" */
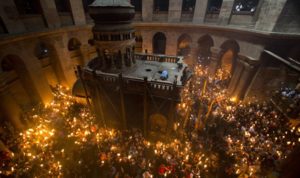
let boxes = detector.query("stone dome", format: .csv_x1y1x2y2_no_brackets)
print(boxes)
89,0,134,7
88,0,135,24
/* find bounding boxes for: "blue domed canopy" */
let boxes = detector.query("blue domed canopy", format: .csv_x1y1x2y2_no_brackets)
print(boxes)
89,0,134,7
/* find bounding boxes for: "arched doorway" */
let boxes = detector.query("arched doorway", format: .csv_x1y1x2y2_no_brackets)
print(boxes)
220,50,234,73
68,38,84,66
0,55,27,130
177,34,192,57
153,32,166,54
1,55,33,107
198,34,214,66
35,42,59,87
220,40,240,75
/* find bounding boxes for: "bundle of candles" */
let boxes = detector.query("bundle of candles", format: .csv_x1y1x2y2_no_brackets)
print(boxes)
0,64,299,177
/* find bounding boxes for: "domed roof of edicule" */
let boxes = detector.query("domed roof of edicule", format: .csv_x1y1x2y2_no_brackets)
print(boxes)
89,0,134,7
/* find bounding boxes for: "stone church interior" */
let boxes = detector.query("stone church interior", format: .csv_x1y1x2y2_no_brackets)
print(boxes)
0,0,300,177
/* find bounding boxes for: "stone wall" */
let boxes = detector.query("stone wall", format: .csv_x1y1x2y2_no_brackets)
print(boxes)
1,0,299,37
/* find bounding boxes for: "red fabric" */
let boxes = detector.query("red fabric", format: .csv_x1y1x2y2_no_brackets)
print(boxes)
158,164,169,175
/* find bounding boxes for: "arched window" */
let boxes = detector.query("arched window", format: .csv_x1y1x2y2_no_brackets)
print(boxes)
154,0,169,12
1,55,34,106
220,40,240,75
88,39,95,46
198,34,214,66
14,0,42,14
233,0,259,13
182,0,196,13
131,0,142,12
153,32,166,54
68,38,82,51
177,34,192,56
207,0,223,13
35,42,50,59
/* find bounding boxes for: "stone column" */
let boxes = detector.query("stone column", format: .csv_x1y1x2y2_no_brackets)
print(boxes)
142,0,153,21
47,36,77,88
187,41,199,65
22,53,53,105
0,1,26,34
255,0,288,31
40,0,61,28
227,59,244,95
208,47,223,77
69,0,86,25
0,89,24,130
232,57,257,99
193,0,209,23
141,31,153,53
217,0,234,25
168,0,183,23
166,32,178,55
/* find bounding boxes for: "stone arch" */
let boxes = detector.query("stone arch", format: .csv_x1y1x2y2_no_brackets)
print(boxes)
198,34,214,65
35,42,50,59
1,55,35,107
177,34,192,56
220,39,240,74
153,32,166,54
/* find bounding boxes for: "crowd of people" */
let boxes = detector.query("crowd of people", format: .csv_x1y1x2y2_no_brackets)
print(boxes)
272,85,300,118
0,65,299,178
